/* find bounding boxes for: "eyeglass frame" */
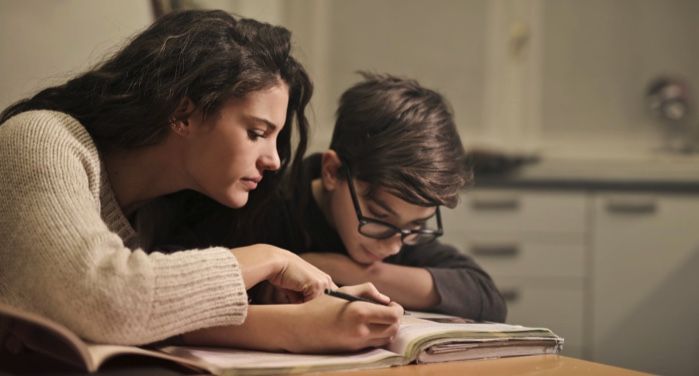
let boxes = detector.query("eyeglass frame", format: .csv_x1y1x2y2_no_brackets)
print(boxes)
341,162,444,245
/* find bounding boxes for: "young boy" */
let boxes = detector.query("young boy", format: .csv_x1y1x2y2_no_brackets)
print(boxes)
171,73,506,322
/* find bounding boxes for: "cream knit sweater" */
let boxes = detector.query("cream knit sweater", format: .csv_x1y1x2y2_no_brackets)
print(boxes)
0,110,248,345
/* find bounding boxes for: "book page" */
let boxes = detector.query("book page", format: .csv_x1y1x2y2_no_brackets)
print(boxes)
0,302,94,371
160,346,406,375
403,311,474,323
0,303,211,374
389,316,562,361
417,343,560,363
85,344,215,374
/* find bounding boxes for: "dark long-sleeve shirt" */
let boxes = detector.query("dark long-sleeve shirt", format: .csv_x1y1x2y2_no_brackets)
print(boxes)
255,154,506,322
154,154,507,322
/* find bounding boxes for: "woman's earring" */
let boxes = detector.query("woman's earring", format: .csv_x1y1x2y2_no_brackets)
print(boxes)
170,118,189,135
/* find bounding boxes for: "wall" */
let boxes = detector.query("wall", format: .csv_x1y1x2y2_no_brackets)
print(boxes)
278,0,699,157
540,0,699,157
0,0,152,110
3,1,699,158
229,0,488,153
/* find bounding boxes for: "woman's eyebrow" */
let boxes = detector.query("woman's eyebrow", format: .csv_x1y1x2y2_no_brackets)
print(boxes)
245,114,279,131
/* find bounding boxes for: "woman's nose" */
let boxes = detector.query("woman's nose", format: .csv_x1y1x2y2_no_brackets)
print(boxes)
258,143,281,171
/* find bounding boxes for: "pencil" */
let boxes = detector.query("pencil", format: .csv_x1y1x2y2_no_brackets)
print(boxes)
323,289,389,306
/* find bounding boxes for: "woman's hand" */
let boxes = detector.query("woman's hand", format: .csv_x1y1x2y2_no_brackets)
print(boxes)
231,244,337,302
182,282,404,353
286,282,403,352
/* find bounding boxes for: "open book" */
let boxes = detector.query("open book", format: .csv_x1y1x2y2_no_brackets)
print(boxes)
0,303,563,375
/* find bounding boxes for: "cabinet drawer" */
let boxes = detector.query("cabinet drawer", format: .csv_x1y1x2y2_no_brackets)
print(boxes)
443,189,588,235
497,277,585,359
444,232,585,279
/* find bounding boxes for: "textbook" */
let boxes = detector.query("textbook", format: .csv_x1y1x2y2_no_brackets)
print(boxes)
0,303,563,375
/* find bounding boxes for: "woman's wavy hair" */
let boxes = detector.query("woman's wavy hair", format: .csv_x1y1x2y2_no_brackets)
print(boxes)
0,10,312,229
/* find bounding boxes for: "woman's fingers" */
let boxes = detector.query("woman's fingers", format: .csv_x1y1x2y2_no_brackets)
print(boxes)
269,249,337,299
340,282,391,305
231,245,337,296
349,301,403,325
367,321,401,339
301,272,336,300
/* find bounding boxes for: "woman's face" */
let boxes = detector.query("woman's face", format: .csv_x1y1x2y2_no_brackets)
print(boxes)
185,82,289,208
329,179,437,264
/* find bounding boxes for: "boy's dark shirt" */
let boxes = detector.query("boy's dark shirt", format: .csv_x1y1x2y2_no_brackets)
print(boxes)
261,154,507,322
152,154,507,322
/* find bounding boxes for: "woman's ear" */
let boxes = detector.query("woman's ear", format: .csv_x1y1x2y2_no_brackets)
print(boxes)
320,150,343,191
170,97,196,136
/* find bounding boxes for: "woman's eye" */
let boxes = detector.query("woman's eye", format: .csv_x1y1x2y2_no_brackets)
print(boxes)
247,129,266,140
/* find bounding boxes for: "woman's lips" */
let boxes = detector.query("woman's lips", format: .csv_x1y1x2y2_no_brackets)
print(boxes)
240,176,261,190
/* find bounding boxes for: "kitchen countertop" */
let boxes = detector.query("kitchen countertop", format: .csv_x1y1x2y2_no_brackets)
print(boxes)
473,155,699,192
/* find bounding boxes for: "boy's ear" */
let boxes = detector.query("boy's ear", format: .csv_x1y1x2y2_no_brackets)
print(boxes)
170,97,196,136
320,150,343,191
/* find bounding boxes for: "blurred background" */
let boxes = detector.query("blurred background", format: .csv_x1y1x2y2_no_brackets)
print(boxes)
1,0,698,374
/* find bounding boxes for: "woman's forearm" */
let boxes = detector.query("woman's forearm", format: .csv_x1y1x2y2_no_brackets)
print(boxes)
181,304,296,351
181,288,403,353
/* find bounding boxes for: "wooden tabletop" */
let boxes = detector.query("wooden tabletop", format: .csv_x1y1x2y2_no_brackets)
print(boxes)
302,356,651,376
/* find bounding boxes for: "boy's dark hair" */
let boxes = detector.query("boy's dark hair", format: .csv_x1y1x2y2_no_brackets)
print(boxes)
0,10,312,205
330,72,471,208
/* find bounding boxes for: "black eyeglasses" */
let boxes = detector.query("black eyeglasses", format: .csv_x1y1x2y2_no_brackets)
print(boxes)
342,163,443,246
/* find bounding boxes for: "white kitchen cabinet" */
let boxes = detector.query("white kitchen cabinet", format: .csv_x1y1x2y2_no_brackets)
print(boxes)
497,277,585,359
444,188,699,374
590,193,699,376
441,188,589,359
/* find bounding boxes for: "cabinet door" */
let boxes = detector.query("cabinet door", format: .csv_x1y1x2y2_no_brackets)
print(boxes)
591,193,699,375
461,234,585,279
495,277,585,359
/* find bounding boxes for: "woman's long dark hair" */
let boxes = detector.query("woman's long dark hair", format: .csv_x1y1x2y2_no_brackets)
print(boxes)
0,10,312,240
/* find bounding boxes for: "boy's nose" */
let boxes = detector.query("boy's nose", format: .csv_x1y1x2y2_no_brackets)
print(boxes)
377,235,402,257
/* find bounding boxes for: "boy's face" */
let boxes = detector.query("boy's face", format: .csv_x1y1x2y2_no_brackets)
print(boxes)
328,178,438,264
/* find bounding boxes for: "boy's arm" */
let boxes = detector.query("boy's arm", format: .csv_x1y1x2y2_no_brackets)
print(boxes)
301,242,507,322
300,252,440,311
392,242,507,322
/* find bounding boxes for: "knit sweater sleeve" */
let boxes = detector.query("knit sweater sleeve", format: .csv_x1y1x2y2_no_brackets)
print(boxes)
0,111,248,345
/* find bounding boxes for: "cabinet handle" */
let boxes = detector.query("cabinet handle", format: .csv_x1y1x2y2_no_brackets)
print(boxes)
605,197,657,214
471,244,520,257
500,289,520,303
470,197,520,211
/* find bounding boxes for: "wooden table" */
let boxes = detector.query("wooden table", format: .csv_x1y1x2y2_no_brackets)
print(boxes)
0,352,650,375
303,356,650,376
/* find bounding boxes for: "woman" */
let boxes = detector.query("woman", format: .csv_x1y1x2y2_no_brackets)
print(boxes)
0,10,401,352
